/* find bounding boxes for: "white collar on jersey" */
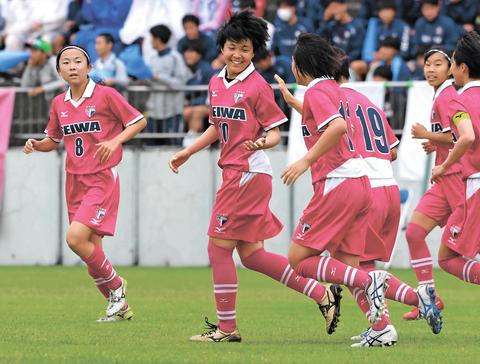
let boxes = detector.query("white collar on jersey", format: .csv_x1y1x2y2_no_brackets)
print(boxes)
64,78,96,102
217,62,255,88
458,80,480,95
339,82,354,89
306,76,334,90
433,79,453,100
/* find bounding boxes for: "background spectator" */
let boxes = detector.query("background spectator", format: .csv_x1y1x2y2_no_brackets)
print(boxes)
401,0,423,26
409,44,430,80
74,0,132,62
177,15,217,64
21,38,63,101
412,0,460,55
93,33,129,89
146,24,191,146
362,0,410,64
296,0,324,30
441,0,477,33
253,47,294,84
358,0,403,21
239,0,275,50
319,0,365,78
192,0,230,35
368,36,410,82
181,39,214,147
51,0,87,55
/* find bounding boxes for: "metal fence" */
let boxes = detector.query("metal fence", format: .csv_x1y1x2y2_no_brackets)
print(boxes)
8,82,410,146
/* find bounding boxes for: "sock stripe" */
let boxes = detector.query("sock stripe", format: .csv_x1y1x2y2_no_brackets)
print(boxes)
303,279,314,294
217,310,236,315
464,259,476,282
214,289,237,293
307,280,318,297
214,284,238,288
322,257,330,282
217,314,236,320
350,268,357,287
284,269,294,285
103,270,117,283
280,265,290,284
400,285,408,303
100,257,108,268
353,287,362,301
344,266,352,285
418,279,434,285
412,261,433,268
395,283,406,302
411,257,433,264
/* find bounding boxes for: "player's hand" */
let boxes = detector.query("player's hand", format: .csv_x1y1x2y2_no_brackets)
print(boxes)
94,139,120,163
422,141,436,154
169,149,191,174
431,164,447,183
281,157,310,186
244,137,266,151
274,74,294,104
411,123,428,139
24,138,38,154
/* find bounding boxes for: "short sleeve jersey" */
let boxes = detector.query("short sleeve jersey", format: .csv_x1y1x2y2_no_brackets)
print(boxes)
431,80,462,175
447,81,480,179
45,79,144,174
341,85,398,179
208,63,288,175
301,78,365,183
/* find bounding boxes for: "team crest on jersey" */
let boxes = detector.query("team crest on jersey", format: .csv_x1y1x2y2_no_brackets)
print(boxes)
90,207,107,225
85,105,96,118
215,215,228,233
296,222,311,240
233,91,245,103
450,225,461,238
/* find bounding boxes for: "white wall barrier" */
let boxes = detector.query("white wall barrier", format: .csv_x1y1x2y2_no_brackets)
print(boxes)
0,146,435,267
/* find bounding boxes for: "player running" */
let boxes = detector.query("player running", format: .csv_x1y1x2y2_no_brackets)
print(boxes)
276,50,442,346
169,11,342,343
24,45,146,322
403,47,461,320
433,31,480,288
279,33,389,332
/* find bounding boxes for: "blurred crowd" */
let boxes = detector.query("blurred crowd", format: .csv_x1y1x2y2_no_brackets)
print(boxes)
1,0,479,146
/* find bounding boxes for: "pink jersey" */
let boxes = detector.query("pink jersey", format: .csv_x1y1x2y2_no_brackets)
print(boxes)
45,79,144,174
430,80,462,175
209,63,288,175
447,81,480,179
340,84,398,182
301,78,365,183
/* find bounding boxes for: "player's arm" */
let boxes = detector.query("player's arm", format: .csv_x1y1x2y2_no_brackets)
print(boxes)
282,117,346,186
431,115,475,182
411,122,453,144
244,127,281,151
169,125,219,174
24,137,59,154
274,74,303,114
94,117,147,163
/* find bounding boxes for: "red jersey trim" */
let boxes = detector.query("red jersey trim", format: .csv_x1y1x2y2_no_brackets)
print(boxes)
390,140,400,149
125,114,144,126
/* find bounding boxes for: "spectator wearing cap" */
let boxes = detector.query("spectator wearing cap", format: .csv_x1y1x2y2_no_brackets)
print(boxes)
146,24,192,146
21,38,63,100
362,0,411,64
177,15,218,65
318,0,365,79
272,0,314,59
93,33,129,89
441,0,477,33
367,36,410,82
180,39,214,148
412,0,460,55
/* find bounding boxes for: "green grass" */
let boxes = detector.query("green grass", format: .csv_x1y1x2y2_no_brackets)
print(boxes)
0,267,478,363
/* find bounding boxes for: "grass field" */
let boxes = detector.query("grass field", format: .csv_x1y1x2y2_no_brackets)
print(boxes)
0,267,479,363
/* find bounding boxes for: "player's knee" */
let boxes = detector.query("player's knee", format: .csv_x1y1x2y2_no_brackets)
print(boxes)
405,223,426,245
66,229,86,251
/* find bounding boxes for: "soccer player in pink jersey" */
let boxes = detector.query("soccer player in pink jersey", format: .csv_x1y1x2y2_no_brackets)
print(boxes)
23,45,146,322
279,33,389,329
432,31,480,288
404,47,461,320
169,11,343,343
276,52,442,346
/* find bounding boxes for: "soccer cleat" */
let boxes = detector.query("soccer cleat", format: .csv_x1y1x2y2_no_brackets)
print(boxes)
189,317,242,343
351,325,398,347
365,271,389,324
351,327,372,341
402,296,444,320
416,284,443,334
97,305,134,322
106,277,128,317
318,284,342,335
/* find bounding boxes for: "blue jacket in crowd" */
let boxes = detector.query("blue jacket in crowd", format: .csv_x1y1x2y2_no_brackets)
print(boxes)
318,18,365,61
186,60,215,105
358,0,404,21
413,14,460,54
362,17,410,62
272,17,314,58
296,0,324,29
177,32,217,64
442,0,477,26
